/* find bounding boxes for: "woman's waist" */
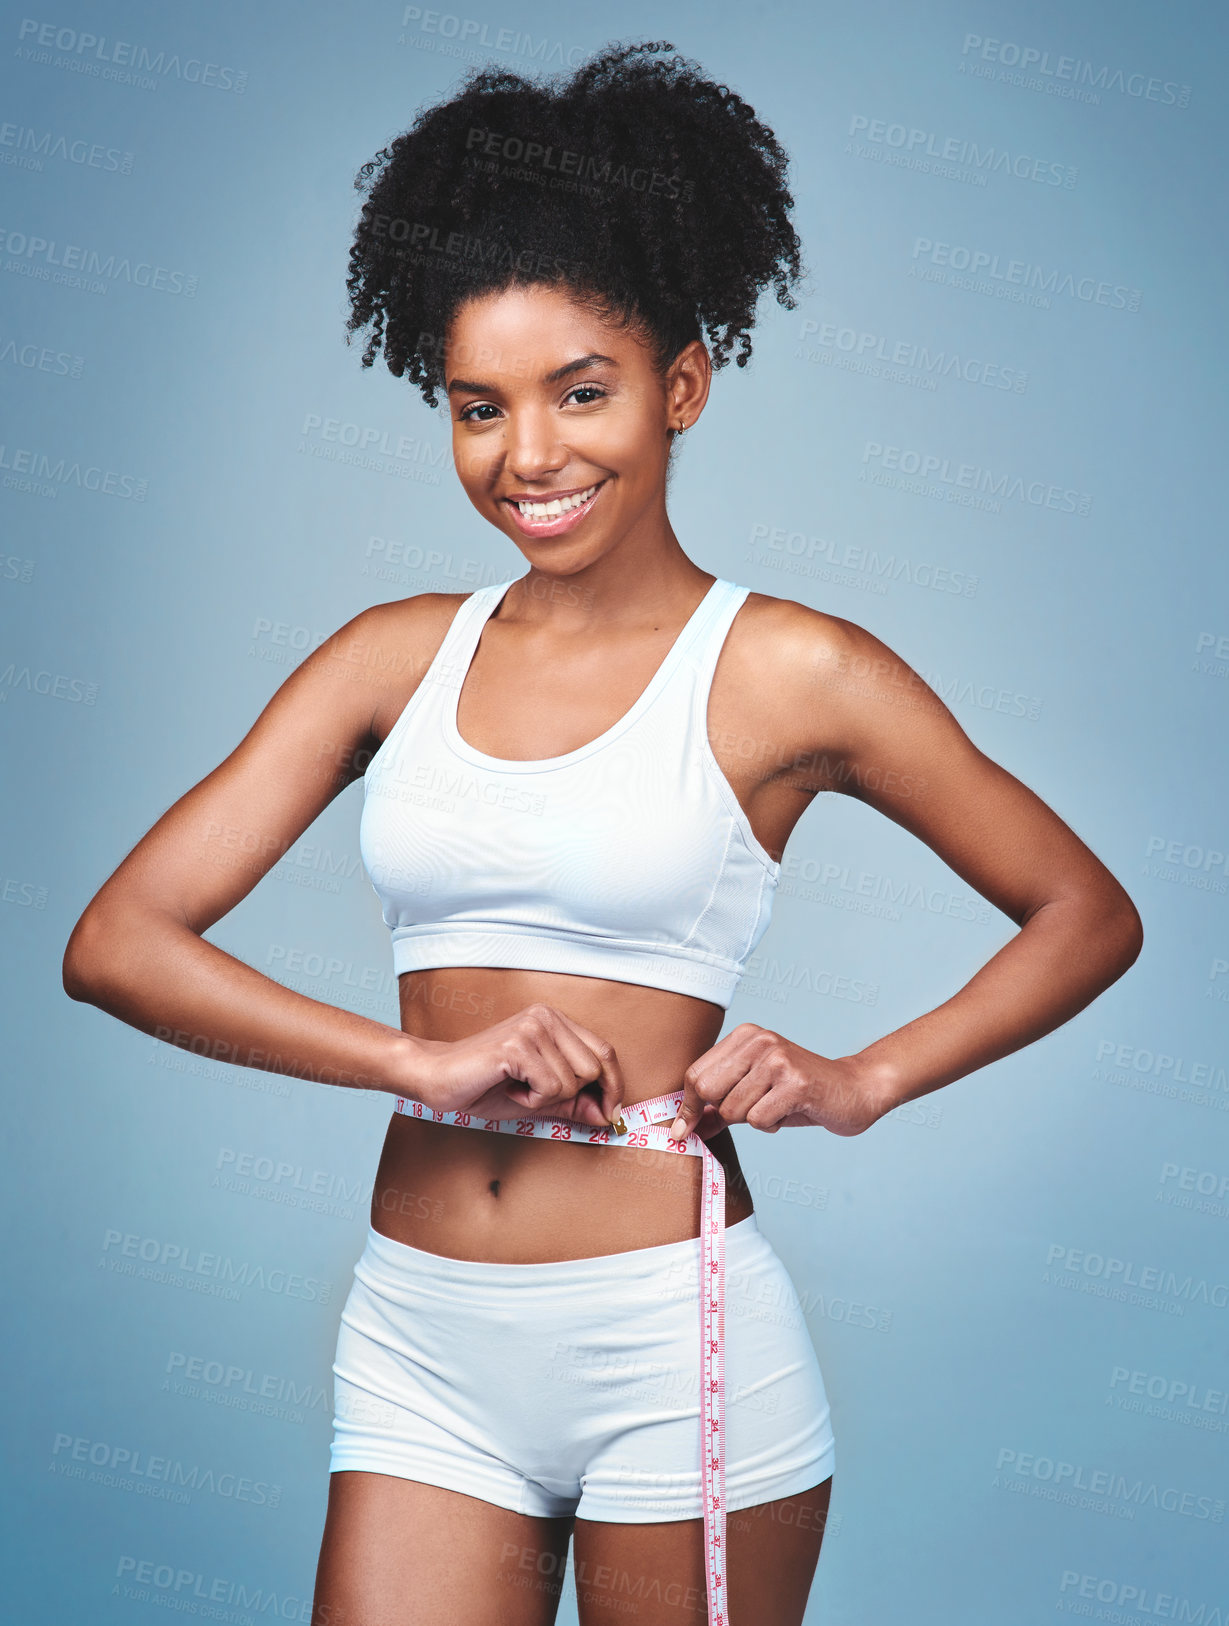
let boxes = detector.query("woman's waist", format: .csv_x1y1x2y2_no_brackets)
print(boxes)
378,972,745,1258
380,1106,741,1181
373,1107,753,1261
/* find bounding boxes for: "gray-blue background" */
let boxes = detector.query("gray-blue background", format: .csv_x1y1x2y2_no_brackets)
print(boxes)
3,0,1226,1619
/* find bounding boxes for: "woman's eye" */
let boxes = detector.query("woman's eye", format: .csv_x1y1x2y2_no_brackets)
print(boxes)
457,386,605,422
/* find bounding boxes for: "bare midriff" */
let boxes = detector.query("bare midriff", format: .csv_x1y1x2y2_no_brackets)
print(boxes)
370,967,755,1263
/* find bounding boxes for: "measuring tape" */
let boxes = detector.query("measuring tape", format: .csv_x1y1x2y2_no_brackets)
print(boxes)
391,1088,729,1626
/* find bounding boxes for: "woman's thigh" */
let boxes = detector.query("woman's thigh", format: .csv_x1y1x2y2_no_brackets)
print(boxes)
572,1475,833,1626
312,1470,574,1626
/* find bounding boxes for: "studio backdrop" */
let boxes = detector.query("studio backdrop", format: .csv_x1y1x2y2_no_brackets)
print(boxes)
3,0,1226,1620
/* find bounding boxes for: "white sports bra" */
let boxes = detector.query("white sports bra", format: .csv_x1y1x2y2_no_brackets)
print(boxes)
358,576,779,1008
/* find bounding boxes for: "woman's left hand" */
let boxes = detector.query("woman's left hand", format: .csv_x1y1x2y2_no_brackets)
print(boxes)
668,1023,893,1141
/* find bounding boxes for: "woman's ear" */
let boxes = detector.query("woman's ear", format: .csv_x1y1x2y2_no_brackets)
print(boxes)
666,340,712,435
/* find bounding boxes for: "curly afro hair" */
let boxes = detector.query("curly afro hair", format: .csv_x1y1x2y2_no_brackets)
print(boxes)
345,40,803,406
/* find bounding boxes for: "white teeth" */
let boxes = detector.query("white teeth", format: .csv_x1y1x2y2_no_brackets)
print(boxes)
515,483,598,519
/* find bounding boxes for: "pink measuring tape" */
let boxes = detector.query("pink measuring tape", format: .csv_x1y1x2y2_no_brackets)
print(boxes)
392,1087,730,1626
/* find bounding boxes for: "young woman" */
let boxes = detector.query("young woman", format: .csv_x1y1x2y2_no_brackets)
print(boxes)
63,42,1143,1626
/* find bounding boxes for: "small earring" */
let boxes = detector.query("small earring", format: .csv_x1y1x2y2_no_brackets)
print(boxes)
675,421,687,435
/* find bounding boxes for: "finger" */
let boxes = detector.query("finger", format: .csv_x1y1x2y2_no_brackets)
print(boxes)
503,1027,617,1128
548,1027,603,1087
561,1086,618,1130
544,1025,611,1126
668,1026,766,1140
668,1077,707,1141
744,1084,806,1134
553,1015,625,1124
501,1039,575,1112
692,1104,729,1141
710,1073,776,1129
503,1076,612,1131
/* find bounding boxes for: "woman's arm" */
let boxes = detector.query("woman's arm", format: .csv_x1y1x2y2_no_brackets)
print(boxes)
62,602,424,1095
62,598,624,1124
671,612,1144,1139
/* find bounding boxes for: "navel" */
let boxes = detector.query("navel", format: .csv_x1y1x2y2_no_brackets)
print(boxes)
488,1179,501,1198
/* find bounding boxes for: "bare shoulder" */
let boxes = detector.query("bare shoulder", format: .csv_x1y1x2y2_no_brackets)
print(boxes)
729,588,858,672
728,588,913,719
313,591,473,744
328,590,472,664
723,587,972,790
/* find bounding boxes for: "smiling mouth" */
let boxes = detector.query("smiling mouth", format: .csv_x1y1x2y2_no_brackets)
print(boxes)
503,481,605,535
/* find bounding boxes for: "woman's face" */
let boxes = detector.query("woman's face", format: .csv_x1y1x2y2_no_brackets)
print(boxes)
444,283,709,577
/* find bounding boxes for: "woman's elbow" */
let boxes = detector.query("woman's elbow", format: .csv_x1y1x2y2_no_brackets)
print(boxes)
1098,887,1144,980
62,907,119,1003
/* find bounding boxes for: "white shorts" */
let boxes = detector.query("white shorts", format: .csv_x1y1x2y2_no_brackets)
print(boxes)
330,1213,836,1521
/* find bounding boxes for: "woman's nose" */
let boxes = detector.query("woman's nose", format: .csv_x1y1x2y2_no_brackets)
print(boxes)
504,410,569,484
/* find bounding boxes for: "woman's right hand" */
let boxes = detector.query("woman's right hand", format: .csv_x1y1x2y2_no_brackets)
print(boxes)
394,1003,625,1129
